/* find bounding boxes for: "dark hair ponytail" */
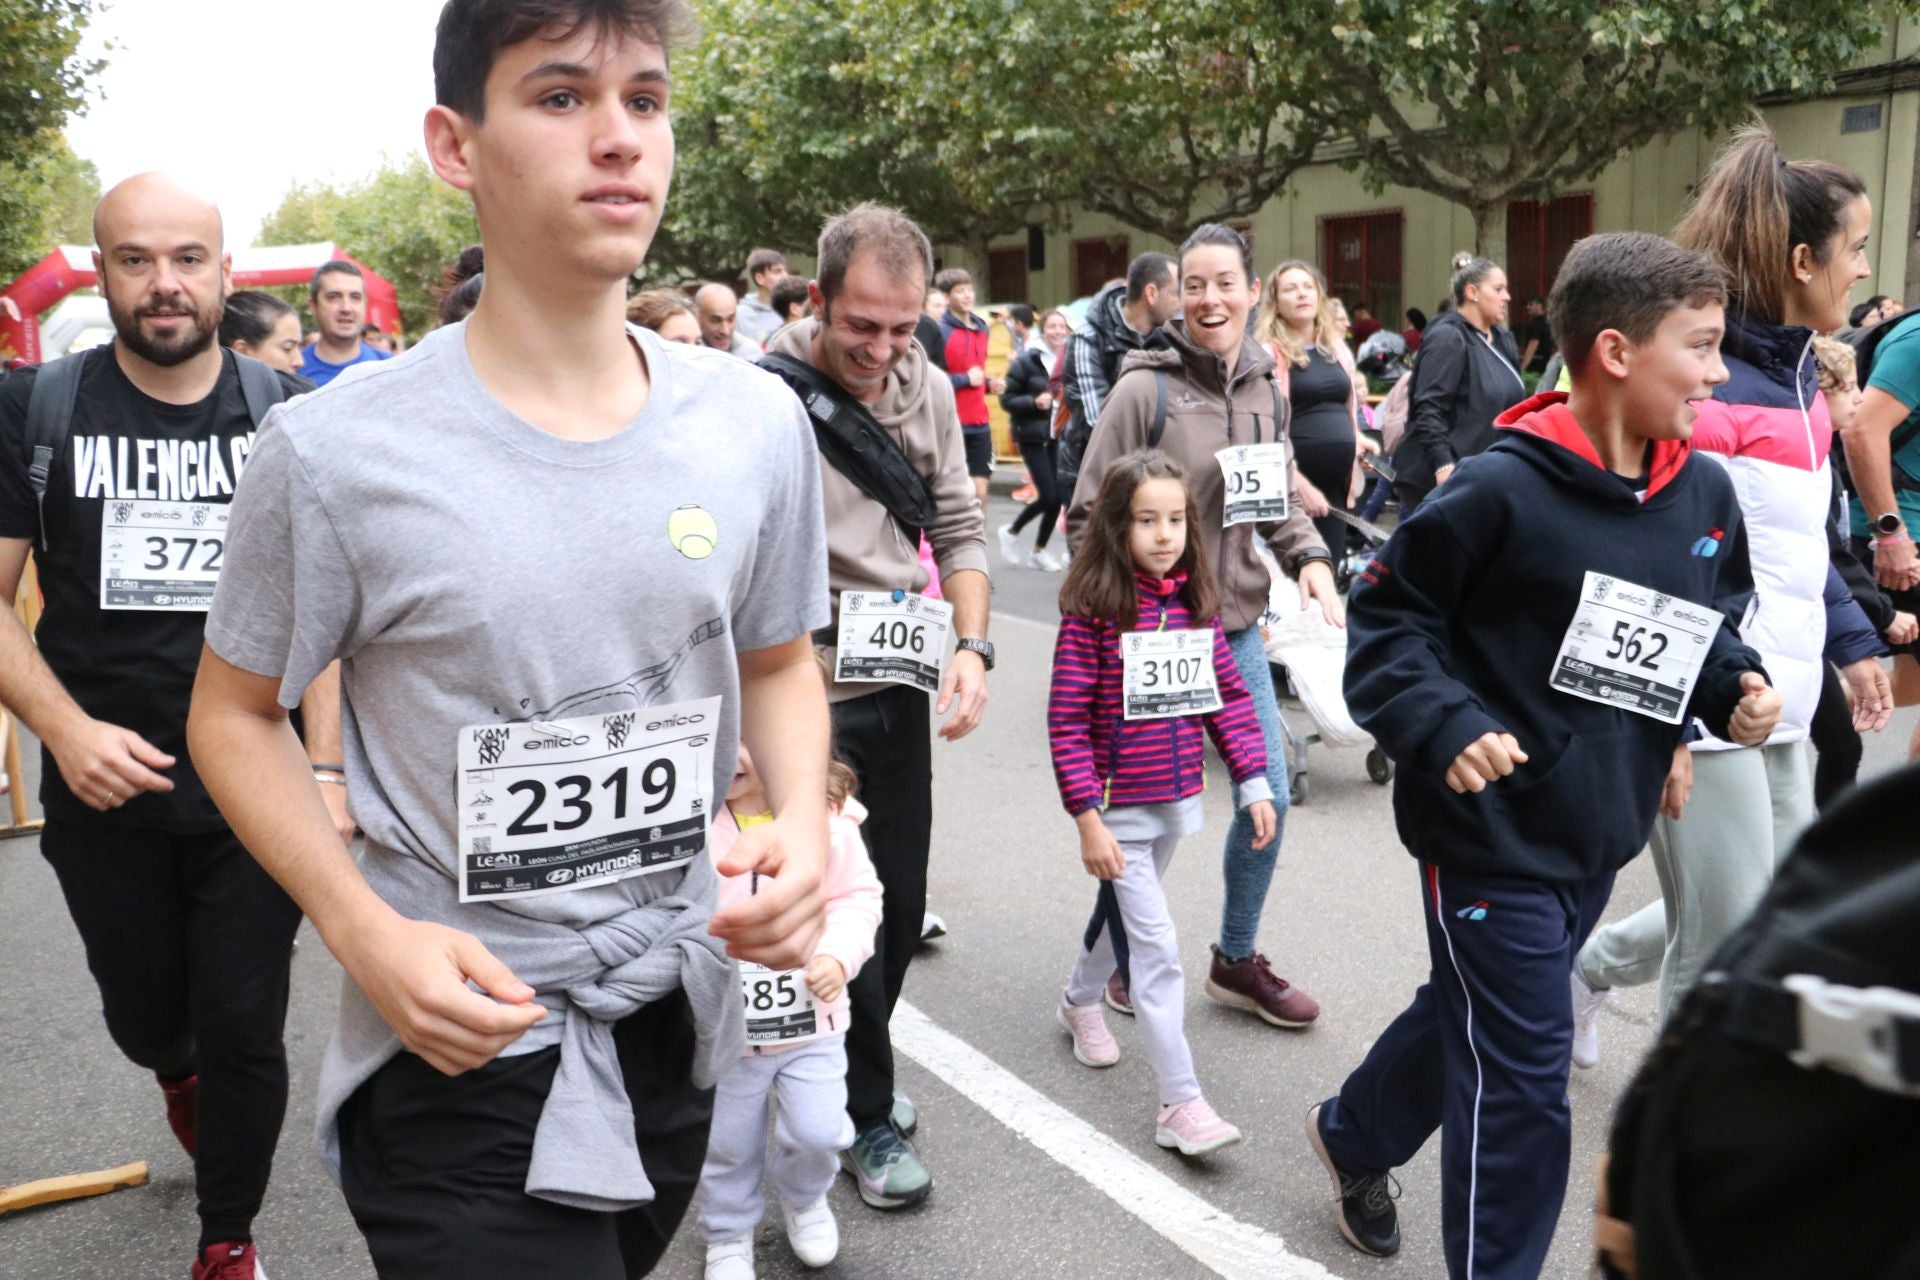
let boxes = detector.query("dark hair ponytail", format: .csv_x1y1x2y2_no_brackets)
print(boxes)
433,244,485,326
1178,223,1254,282
1674,122,1867,325
218,290,295,348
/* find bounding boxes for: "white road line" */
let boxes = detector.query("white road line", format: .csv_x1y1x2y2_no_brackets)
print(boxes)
890,1000,1344,1280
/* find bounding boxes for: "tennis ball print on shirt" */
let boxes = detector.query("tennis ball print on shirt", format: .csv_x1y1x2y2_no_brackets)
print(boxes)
669,504,719,560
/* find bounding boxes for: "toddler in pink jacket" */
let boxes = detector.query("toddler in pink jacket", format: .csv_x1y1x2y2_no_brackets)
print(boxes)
696,746,883,1280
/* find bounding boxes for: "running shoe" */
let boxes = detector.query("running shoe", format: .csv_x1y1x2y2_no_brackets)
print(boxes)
1032,548,1065,572
159,1073,199,1157
1104,970,1134,1016
192,1242,268,1280
1057,994,1120,1067
892,1090,918,1137
704,1238,755,1280
996,523,1025,567
782,1196,839,1267
919,911,948,944
840,1121,932,1208
1204,946,1319,1028
1571,969,1614,1070
1154,1097,1242,1156
1306,1103,1401,1257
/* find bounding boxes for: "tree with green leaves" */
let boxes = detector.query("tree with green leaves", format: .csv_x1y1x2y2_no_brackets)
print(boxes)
0,0,102,174
255,155,479,336
868,0,1329,245
0,131,98,279
654,0,1039,281
1297,1,1907,260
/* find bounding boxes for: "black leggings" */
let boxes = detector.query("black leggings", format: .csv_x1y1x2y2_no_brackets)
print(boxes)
1010,438,1061,549
40,821,303,1246
831,684,934,1129
1810,660,1864,810
1292,434,1357,557
338,991,711,1278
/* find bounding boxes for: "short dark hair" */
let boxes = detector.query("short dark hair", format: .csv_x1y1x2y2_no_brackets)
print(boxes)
1007,303,1034,329
815,203,933,305
1547,232,1728,376
310,259,363,303
931,267,972,294
433,0,695,122
218,290,295,348
433,244,485,325
1124,251,1176,303
1450,257,1500,305
1177,224,1253,283
1851,295,1889,327
770,274,810,320
745,247,786,280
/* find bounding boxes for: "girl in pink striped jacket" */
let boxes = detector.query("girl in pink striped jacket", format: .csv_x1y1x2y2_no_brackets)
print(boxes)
1048,449,1276,1156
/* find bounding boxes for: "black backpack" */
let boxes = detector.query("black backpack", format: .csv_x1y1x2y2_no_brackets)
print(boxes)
23,348,289,553
1597,763,1920,1279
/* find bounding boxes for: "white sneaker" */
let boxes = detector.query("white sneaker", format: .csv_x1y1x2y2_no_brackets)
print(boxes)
1571,968,1613,1070
1032,548,1065,572
997,523,1026,566
705,1238,756,1280
782,1196,839,1267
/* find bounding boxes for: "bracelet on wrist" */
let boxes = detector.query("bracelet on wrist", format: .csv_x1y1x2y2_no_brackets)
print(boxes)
1870,535,1914,549
314,774,348,787
310,762,346,773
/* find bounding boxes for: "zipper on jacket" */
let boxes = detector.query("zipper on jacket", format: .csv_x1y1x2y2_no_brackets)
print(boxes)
1793,331,1817,467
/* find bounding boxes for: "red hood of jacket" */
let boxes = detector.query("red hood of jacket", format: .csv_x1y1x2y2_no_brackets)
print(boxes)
1494,392,1691,500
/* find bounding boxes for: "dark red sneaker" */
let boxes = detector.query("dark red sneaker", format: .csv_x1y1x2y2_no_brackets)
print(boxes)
192,1241,264,1280
158,1073,198,1158
1204,946,1319,1028
1103,970,1134,1016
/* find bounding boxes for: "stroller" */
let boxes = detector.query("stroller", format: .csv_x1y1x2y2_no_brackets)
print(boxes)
1258,519,1394,805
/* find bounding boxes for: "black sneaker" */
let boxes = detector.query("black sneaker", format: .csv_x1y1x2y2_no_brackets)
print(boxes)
1306,1103,1401,1257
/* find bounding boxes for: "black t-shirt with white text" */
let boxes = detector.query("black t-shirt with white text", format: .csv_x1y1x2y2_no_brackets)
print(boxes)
0,344,310,830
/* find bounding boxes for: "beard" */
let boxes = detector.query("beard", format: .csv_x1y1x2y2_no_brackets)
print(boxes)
108,290,221,367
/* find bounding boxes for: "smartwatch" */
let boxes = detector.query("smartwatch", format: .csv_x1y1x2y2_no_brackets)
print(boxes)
956,637,995,671
1876,511,1905,537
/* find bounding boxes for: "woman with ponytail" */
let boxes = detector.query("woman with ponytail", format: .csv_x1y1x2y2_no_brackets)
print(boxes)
1570,125,1891,1063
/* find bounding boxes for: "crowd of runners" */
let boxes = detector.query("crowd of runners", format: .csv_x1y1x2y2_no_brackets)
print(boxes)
3,2,1917,1279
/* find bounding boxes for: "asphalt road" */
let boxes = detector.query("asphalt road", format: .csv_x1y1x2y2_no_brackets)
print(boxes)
3,492,1914,1279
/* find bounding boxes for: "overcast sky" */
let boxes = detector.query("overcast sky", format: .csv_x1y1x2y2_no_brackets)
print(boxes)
66,2,445,245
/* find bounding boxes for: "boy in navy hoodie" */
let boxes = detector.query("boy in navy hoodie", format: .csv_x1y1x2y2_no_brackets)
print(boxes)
1306,232,1783,1280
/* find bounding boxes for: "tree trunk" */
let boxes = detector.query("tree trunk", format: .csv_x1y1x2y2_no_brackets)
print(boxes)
1470,200,1509,267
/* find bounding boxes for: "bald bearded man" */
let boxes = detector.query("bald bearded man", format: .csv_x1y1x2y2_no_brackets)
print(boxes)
695,281,763,357
0,174,333,1280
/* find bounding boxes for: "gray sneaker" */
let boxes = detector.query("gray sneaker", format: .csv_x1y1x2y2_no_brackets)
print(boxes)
840,1120,932,1209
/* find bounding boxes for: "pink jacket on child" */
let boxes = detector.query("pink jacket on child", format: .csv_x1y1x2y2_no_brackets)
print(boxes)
710,799,884,1052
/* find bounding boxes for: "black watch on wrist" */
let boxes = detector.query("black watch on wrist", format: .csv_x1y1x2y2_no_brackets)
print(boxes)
956,637,995,671
1876,510,1905,537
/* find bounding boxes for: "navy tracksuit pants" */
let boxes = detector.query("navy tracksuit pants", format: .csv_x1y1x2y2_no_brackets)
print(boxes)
1317,862,1616,1280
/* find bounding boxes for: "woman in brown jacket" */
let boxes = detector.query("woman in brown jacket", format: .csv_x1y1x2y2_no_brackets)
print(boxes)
1066,223,1341,1028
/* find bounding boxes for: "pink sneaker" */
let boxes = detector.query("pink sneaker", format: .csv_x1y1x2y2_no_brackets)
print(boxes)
1155,1097,1242,1156
1057,994,1119,1067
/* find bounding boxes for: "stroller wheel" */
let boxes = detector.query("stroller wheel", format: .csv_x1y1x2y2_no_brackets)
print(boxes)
1290,772,1310,806
1366,748,1394,785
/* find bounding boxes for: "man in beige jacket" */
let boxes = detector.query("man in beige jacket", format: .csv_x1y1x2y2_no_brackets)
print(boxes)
763,203,990,1212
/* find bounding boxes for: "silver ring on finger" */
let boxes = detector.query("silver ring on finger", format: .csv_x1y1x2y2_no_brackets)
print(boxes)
104,789,116,805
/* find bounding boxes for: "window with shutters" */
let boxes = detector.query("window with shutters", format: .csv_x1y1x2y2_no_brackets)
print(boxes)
1319,211,1404,329
1506,194,1594,301
1072,236,1131,300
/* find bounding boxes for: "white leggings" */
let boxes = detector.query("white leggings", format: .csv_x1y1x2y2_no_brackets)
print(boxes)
1065,831,1202,1106
695,1037,853,1243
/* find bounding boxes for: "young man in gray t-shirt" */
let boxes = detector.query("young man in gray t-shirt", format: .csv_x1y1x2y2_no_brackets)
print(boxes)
187,3,834,1274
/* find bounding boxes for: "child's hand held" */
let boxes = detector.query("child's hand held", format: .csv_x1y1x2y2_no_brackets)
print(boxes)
805,954,845,1002
1728,673,1782,747
1445,732,1528,794
1248,798,1277,849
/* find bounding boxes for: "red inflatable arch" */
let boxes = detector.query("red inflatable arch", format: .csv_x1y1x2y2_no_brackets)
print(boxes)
0,242,402,365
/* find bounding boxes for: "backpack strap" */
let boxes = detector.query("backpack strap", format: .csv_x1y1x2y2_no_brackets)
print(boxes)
23,352,88,554
1271,376,1285,446
1146,369,1168,449
233,352,290,428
